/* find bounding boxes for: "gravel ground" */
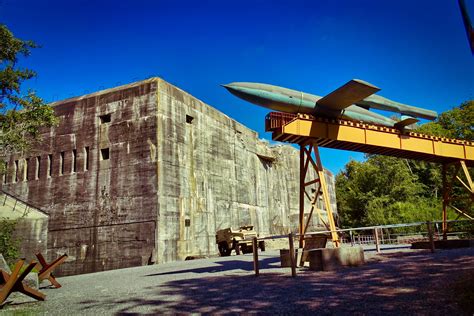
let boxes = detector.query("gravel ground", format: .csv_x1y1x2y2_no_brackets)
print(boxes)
1,246,473,315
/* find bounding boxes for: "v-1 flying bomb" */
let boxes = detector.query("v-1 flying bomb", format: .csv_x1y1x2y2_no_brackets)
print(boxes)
222,79,438,129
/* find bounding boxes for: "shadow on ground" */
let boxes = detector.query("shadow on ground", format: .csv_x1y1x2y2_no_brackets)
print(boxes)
145,256,280,276
77,249,474,315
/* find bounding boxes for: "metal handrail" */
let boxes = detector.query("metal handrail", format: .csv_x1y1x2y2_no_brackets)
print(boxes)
0,188,49,216
249,219,473,241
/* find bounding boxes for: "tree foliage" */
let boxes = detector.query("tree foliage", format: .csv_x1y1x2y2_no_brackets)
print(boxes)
336,156,440,227
336,102,472,228
415,100,473,141
0,219,19,264
0,25,57,262
0,24,57,160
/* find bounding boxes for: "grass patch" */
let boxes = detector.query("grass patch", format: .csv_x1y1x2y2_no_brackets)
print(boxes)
7,263,40,274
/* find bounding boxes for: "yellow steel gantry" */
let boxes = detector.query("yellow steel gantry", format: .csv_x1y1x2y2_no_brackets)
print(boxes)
266,113,474,247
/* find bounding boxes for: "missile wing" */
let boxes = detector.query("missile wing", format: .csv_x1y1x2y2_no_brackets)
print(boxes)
316,79,380,110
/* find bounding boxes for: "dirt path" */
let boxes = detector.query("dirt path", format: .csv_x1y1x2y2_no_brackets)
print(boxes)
2,247,473,315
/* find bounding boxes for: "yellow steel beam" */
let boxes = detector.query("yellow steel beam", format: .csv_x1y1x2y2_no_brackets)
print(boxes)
450,205,473,220
460,161,474,191
272,116,474,165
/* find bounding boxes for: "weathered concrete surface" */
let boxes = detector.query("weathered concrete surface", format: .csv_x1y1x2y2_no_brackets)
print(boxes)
309,246,365,271
154,80,336,263
0,193,48,261
2,81,160,275
1,78,337,276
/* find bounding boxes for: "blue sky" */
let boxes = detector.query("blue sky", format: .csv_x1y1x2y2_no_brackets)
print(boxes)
1,0,473,174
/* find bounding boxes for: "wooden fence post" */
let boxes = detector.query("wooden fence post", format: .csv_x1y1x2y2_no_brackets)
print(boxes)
374,228,381,253
288,233,296,277
427,221,435,253
252,237,259,276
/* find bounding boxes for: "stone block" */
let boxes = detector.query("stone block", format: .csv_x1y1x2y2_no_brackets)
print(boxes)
0,254,11,273
280,249,291,267
308,250,323,271
309,246,364,271
300,236,328,264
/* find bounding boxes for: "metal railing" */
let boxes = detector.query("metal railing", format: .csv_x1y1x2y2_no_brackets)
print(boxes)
250,219,473,277
0,189,49,216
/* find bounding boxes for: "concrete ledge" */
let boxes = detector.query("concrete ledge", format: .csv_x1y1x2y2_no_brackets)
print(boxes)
309,246,365,271
412,239,474,249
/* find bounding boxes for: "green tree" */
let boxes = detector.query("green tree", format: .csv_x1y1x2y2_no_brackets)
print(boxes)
414,101,473,213
415,100,473,141
336,102,473,228
0,24,57,262
0,219,19,264
0,24,57,161
336,156,436,227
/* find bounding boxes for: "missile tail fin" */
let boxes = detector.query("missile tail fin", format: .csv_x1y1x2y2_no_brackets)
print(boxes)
394,116,419,129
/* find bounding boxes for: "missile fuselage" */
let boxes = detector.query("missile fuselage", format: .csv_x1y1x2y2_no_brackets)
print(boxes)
223,82,437,128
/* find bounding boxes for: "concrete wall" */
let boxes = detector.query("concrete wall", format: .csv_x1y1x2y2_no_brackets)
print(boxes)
0,193,48,261
3,80,158,275
1,78,337,275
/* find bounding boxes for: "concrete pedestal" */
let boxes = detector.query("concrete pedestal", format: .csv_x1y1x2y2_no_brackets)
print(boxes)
280,249,291,267
309,246,365,271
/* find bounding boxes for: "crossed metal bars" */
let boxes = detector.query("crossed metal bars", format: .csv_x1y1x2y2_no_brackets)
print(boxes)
0,253,67,305
0,260,45,305
35,253,68,289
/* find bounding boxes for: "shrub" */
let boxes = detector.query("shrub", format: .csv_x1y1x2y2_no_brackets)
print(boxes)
0,219,20,264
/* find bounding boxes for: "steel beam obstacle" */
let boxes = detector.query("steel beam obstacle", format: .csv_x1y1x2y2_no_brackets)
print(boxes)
266,112,474,246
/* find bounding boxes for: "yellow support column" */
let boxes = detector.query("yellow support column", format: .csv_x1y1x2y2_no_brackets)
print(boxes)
298,140,340,248
441,161,473,240
313,145,340,247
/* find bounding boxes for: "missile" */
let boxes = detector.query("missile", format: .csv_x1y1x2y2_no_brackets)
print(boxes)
222,80,438,129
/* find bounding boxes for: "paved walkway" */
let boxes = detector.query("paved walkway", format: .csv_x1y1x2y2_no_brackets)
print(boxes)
2,247,473,315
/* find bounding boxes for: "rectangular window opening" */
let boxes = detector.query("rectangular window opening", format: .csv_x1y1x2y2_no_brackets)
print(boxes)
185,219,191,227
100,148,110,160
59,152,65,175
186,115,194,124
48,154,52,178
24,158,29,181
99,114,111,124
14,160,18,183
2,162,7,184
36,156,41,180
72,149,77,173
84,147,89,171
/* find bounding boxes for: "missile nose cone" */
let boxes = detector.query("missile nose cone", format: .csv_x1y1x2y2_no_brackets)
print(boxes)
221,83,240,94
221,83,235,88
